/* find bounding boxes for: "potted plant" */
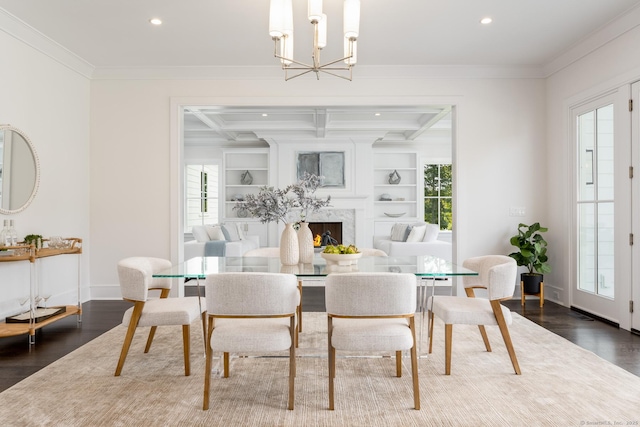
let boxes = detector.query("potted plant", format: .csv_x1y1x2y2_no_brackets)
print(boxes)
508,222,550,294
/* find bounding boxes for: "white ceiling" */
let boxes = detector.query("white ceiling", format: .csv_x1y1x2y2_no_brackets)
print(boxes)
1,0,637,145
0,0,637,70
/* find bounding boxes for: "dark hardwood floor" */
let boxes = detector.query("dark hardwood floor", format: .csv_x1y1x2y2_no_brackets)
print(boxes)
0,287,638,393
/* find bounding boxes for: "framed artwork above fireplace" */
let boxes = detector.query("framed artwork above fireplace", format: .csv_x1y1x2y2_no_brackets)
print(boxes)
296,151,345,188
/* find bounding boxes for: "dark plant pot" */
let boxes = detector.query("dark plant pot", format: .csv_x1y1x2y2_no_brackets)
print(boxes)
521,273,543,294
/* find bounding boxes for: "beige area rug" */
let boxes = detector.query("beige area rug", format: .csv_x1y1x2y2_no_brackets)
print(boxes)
1,312,639,427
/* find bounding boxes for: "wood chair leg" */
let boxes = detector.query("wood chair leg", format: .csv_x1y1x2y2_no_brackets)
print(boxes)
444,324,453,375
409,317,420,410
183,325,191,376
478,325,492,352
144,326,157,353
491,300,522,375
396,351,402,377
143,289,170,354
288,316,295,410
328,316,335,410
115,301,144,376
223,352,230,378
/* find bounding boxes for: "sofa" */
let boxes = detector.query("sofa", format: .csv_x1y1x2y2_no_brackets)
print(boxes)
373,222,452,260
184,224,260,260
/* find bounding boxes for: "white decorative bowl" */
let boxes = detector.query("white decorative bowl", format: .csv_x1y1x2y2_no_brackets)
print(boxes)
320,252,362,265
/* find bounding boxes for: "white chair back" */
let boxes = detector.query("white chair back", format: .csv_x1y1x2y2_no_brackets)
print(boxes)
462,255,517,300
117,257,172,302
325,273,416,316
206,272,299,316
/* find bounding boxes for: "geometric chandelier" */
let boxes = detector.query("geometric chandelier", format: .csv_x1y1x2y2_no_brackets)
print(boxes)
269,0,360,81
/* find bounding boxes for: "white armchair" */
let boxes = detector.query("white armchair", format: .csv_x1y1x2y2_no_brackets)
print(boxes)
203,272,300,410
326,272,420,410
115,257,206,377
427,255,521,375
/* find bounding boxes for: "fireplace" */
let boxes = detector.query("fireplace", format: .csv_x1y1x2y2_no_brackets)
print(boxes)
308,222,342,246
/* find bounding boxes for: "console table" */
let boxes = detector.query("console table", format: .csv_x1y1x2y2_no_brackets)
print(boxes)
0,238,83,345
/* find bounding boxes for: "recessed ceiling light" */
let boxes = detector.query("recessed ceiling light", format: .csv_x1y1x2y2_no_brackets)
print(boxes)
149,18,162,25
480,17,492,25
374,113,381,116
262,113,268,117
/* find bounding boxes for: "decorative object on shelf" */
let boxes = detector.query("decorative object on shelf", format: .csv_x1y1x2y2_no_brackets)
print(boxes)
388,169,401,184
384,212,406,218
268,0,360,81
236,208,249,218
280,222,300,265
320,230,338,246
6,306,66,324
297,221,314,264
23,234,43,249
379,193,392,201
240,170,253,185
230,194,244,201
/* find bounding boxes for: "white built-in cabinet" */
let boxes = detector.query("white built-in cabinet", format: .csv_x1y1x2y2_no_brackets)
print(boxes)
373,151,421,231
222,149,269,244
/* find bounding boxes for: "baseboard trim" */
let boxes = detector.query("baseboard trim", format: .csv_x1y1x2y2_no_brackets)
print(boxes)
570,306,620,328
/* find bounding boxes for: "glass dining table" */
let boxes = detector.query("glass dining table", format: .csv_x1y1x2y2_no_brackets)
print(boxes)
154,254,478,354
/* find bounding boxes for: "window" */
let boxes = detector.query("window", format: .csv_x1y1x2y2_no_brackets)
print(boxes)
185,164,219,233
424,164,452,230
576,104,614,298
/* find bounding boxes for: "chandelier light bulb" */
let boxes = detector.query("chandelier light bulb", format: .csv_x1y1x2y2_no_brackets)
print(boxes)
269,0,286,37
308,0,323,22
318,14,327,48
343,0,360,39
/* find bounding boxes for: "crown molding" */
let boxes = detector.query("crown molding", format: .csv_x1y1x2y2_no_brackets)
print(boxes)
0,7,94,79
89,64,546,80
543,2,640,77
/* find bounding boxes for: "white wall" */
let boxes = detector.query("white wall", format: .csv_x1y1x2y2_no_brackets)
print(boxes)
89,77,546,297
546,24,640,309
0,30,91,318
0,5,637,315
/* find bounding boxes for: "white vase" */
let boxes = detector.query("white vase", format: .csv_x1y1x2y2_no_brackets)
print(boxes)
280,223,300,266
297,221,314,264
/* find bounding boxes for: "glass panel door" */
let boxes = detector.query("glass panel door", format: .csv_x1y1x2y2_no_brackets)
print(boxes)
572,88,631,327
577,105,615,298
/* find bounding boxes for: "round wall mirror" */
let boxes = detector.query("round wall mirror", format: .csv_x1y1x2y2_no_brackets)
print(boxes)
0,125,40,214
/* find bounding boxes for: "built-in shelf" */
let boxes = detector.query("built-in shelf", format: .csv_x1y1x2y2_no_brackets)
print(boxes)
373,151,420,222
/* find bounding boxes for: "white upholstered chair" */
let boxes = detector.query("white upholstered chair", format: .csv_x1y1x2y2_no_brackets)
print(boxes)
115,257,206,376
243,247,304,336
326,273,420,410
427,255,521,375
203,272,300,410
